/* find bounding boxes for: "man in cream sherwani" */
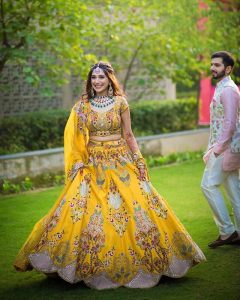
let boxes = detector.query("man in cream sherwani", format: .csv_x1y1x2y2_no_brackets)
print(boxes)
201,51,240,248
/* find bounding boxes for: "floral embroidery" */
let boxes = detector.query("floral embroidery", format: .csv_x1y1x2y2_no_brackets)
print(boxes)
133,201,170,273
107,253,138,285
171,232,196,259
69,174,91,223
209,76,240,152
139,181,168,219
73,205,106,278
88,140,133,187
107,180,130,236
73,98,88,133
115,163,130,186
45,197,66,232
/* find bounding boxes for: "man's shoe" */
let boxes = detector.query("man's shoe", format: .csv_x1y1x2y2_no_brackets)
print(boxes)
208,231,239,248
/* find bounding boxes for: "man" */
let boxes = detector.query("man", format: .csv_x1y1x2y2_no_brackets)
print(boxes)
201,51,240,248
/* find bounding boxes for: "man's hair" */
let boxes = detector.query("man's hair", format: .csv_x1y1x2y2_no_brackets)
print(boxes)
211,51,235,68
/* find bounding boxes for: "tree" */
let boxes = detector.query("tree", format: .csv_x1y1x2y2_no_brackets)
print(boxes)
1,0,239,96
91,0,239,97
0,0,97,88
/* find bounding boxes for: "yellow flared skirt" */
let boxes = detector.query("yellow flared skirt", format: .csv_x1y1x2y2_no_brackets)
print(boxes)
14,139,205,289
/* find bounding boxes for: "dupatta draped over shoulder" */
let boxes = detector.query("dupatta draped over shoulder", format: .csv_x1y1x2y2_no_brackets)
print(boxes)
64,97,89,183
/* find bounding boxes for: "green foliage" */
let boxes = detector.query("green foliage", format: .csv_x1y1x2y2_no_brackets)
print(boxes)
1,0,239,91
21,177,33,191
2,176,33,193
0,99,197,154
2,179,21,193
131,98,197,136
145,151,203,168
0,109,68,154
0,172,65,194
0,0,98,88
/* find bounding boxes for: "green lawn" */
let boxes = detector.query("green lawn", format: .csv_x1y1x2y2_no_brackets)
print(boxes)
0,160,239,300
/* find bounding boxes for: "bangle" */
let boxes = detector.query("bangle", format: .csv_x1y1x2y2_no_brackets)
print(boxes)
132,150,143,162
132,151,146,169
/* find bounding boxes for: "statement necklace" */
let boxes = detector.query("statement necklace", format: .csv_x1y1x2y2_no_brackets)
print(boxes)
90,96,114,108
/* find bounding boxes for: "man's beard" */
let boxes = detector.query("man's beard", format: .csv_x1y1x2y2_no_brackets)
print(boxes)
212,69,226,80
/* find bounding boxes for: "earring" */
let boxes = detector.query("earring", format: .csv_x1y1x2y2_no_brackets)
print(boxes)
108,84,113,97
91,87,95,98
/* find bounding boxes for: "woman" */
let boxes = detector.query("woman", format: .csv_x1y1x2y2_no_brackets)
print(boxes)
14,62,205,289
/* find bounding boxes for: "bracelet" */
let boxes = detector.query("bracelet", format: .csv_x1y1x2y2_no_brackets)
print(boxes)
132,150,143,162
132,151,146,169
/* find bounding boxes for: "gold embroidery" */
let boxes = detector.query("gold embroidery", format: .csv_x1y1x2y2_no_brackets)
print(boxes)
107,180,130,236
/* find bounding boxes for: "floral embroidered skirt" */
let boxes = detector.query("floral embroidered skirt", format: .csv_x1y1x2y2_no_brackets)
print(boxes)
14,139,206,289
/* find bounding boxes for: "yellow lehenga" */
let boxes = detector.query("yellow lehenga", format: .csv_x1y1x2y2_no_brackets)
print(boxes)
14,96,206,289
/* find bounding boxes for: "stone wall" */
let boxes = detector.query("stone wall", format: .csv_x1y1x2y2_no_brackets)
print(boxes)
0,129,209,180
0,65,63,116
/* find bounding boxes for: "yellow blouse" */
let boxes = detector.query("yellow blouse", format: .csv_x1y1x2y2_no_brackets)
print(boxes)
87,96,129,137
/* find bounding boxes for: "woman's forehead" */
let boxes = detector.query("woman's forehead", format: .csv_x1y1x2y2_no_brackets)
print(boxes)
92,67,105,75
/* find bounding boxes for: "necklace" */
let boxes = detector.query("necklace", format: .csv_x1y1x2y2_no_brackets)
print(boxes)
90,96,114,108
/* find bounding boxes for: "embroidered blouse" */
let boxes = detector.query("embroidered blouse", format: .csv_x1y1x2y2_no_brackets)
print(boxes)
87,96,129,137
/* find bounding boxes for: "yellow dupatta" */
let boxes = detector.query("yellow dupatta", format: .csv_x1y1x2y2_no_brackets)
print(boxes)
64,97,89,183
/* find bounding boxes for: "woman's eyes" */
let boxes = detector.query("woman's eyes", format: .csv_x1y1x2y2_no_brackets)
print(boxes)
91,76,105,79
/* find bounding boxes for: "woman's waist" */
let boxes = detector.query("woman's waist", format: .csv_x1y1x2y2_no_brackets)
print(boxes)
89,134,122,143
87,137,127,150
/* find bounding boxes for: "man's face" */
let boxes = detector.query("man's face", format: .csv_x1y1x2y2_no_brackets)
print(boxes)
210,57,227,80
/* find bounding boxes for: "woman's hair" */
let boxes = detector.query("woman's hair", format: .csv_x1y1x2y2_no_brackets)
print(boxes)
85,61,124,99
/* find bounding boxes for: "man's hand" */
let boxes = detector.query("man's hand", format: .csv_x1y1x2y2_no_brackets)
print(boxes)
203,148,213,164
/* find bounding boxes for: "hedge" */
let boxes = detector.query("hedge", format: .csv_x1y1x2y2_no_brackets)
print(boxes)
0,98,197,155
130,98,197,136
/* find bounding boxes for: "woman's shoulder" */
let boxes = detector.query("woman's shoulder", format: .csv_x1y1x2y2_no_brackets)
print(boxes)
114,95,129,113
73,95,89,109
114,95,128,105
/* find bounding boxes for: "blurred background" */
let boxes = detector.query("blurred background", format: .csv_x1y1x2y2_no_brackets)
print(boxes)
0,0,239,115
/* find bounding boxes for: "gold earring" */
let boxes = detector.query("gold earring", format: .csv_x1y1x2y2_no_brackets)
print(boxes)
108,84,113,97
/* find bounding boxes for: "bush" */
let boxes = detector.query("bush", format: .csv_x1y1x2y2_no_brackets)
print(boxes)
130,98,197,136
0,110,68,154
0,172,65,194
0,98,197,155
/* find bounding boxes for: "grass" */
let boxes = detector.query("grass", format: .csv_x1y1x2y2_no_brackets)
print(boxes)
0,160,239,300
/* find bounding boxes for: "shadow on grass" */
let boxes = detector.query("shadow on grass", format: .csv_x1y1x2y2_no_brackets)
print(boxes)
1,274,193,300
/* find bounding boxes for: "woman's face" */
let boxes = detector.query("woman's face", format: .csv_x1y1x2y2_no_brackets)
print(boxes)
91,68,110,96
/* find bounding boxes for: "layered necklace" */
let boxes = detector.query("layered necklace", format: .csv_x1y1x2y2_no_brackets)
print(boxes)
90,96,114,108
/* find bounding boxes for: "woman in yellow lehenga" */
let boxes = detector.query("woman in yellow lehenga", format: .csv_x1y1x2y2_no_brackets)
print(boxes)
14,62,206,289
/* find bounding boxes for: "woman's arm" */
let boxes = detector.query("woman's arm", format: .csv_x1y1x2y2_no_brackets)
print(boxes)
121,107,148,181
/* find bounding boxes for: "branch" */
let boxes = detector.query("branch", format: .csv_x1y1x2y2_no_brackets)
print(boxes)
123,41,144,91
